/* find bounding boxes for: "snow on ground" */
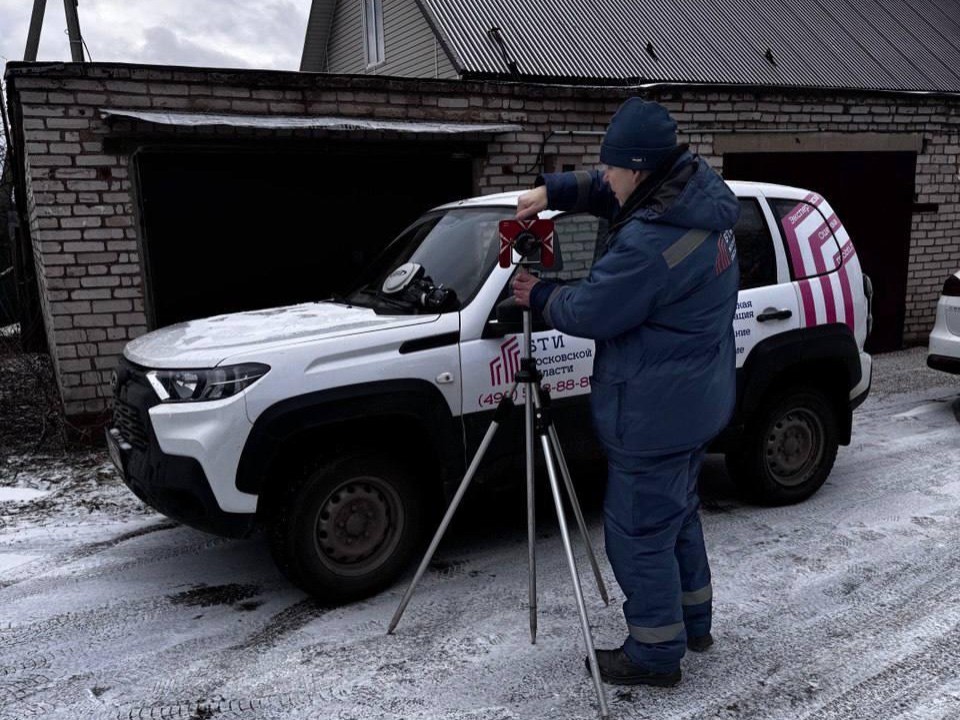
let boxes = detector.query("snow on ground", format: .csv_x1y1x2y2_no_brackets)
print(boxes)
0,347,958,720
0,487,49,502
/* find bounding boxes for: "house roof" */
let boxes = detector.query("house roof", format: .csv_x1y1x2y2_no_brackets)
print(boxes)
417,0,960,92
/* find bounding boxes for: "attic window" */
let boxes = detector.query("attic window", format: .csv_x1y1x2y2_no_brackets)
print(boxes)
362,0,385,68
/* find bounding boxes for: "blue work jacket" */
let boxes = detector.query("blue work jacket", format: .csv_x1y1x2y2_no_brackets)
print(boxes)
529,153,740,456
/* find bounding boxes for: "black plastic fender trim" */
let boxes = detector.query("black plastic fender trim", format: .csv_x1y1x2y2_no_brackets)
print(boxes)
732,323,863,444
236,379,463,496
399,332,460,355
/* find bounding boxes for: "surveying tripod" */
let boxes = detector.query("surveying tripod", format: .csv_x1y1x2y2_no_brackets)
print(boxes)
388,307,611,719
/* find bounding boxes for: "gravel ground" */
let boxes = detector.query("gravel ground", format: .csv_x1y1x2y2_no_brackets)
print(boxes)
868,345,956,399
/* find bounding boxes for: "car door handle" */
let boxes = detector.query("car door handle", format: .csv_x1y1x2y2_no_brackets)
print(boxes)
757,308,793,322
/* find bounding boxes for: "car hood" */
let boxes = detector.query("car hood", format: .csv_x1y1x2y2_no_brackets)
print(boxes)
124,302,439,368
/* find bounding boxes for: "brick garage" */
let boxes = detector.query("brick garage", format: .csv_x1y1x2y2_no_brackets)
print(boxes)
3,62,959,426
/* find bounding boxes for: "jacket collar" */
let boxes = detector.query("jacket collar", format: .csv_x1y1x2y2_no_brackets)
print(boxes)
610,144,693,231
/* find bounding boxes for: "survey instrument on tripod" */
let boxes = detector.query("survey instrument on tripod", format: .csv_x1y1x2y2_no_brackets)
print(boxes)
387,293,611,720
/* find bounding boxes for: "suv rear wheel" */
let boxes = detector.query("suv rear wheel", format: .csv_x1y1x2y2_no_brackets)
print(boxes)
268,454,425,603
726,387,839,505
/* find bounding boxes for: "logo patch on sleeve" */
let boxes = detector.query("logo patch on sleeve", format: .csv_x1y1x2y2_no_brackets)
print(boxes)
715,229,737,275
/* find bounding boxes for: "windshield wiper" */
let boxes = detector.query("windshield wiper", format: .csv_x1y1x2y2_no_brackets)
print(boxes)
350,287,419,311
325,292,354,306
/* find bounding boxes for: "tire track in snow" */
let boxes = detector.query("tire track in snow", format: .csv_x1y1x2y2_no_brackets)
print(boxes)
0,526,233,605
112,693,302,720
0,597,170,651
0,519,176,586
799,619,960,720
0,530,238,612
103,598,336,717
229,597,329,652
657,509,960,720
0,586,314,713
0,593,323,720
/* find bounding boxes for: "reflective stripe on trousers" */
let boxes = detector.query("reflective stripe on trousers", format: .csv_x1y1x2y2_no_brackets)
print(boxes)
627,584,713,644
682,583,712,606
629,622,684,644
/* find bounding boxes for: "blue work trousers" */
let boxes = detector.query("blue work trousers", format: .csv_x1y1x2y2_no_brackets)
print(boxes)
603,444,712,673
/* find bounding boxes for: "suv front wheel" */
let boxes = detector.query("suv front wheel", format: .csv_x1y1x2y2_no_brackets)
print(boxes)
726,387,839,505
268,454,425,603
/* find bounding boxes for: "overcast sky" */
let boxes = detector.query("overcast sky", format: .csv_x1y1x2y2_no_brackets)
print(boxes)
0,0,312,72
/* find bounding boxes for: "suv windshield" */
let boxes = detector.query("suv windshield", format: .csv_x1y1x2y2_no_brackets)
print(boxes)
346,207,513,314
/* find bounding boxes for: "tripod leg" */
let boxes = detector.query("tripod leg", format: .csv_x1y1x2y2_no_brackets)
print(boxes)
388,393,516,634
546,425,609,606
525,384,537,644
529,384,609,606
539,431,610,719
521,309,538,645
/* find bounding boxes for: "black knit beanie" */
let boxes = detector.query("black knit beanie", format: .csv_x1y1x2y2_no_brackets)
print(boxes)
599,98,678,171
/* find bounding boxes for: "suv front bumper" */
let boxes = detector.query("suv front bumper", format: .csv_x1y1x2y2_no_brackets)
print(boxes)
109,359,257,538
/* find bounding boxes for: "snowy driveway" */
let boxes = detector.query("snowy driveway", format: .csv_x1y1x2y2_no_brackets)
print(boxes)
1,348,959,720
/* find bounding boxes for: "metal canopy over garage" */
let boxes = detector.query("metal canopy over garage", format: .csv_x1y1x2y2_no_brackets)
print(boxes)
99,109,523,135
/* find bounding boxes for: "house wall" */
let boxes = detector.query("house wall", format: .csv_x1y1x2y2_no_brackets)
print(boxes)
326,0,364,72
327,0,457,78
300,0,337,71
5,63,958,423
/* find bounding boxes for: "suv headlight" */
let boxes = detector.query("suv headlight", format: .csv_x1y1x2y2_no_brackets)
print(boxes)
146,363,270,402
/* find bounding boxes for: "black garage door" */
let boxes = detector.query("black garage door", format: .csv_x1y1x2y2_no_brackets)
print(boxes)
135,143,476,329
724,151,916,353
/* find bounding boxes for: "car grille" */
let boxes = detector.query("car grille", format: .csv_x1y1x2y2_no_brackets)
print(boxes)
113,399,149,451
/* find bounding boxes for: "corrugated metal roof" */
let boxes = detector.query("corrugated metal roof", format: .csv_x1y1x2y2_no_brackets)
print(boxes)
417,0,960,91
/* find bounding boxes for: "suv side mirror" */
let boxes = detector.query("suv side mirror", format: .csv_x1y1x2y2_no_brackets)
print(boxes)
483,297,550,338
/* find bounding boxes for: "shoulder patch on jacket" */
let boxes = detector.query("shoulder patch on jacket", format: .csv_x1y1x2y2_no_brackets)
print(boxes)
715,229,737,275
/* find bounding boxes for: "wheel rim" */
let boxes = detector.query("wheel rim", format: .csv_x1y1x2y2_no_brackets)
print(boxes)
764,407,824,487
313,474,404,577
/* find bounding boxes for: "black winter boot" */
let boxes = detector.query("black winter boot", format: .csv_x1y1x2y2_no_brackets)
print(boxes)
686,632,714,652
585,648,681,687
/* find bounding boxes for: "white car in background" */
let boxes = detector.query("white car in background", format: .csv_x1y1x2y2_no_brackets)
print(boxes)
928,270,960,375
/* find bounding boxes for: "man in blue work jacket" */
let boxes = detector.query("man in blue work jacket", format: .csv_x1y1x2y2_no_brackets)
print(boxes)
512,98,740,687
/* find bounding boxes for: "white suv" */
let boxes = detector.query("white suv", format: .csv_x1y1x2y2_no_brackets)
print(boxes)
108,181,872,602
